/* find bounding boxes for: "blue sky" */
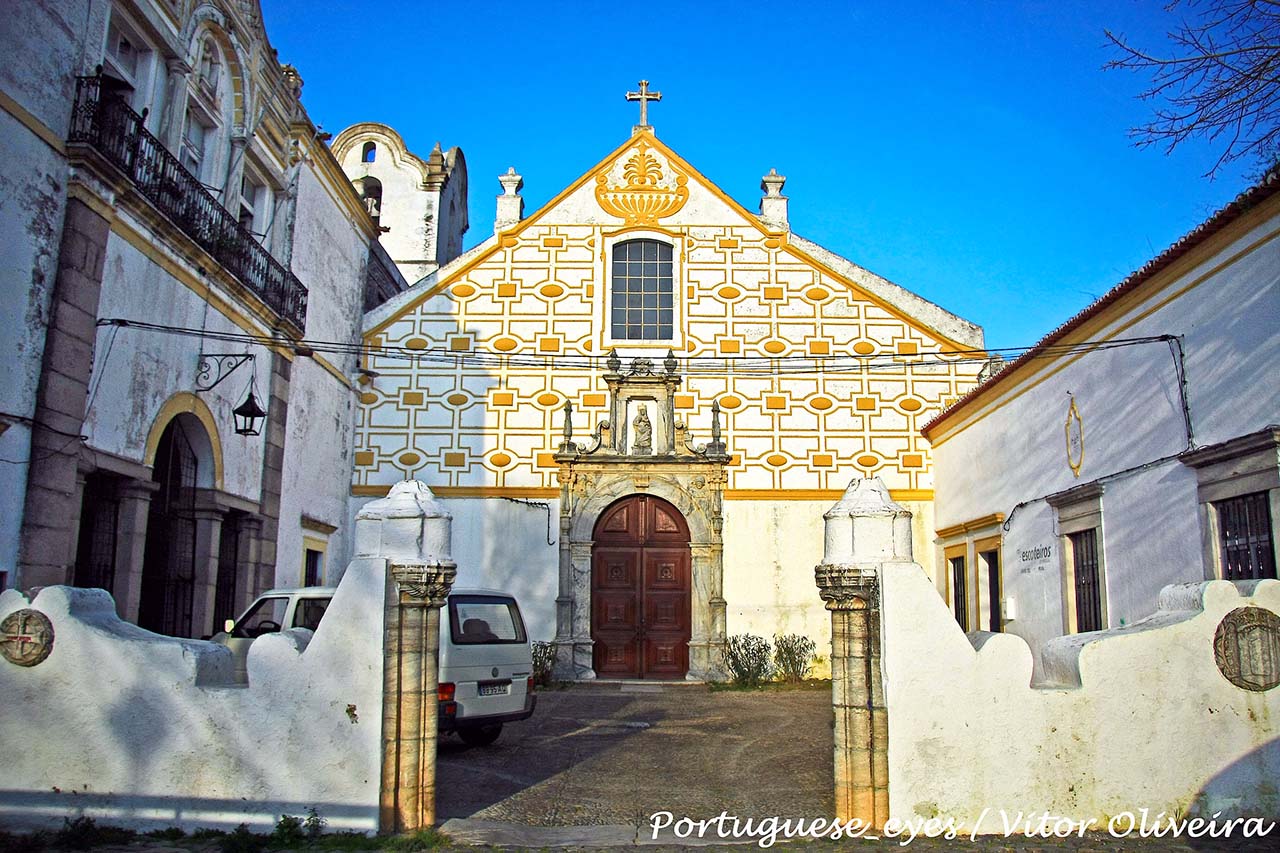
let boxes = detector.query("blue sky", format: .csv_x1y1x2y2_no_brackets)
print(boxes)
260,0,1256,348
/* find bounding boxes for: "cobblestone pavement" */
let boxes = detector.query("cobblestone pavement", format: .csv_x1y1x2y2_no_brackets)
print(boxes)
436,681,833,828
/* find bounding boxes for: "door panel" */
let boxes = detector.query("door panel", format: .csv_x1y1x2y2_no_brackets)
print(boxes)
591,495,691,679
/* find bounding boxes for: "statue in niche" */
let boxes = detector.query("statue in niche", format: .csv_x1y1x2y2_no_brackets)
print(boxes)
632,404,653,455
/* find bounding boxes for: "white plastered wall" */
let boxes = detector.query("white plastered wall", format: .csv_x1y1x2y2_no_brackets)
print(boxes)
0,555,386,832
881,565,1280,827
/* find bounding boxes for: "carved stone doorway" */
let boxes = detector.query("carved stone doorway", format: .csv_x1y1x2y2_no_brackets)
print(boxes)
591,494,691,679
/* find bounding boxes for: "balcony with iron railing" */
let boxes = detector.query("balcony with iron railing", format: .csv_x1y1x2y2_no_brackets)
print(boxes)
68,73,308,331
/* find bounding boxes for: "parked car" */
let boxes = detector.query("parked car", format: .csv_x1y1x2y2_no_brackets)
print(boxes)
439,589,536,746
211,586,537,747
210,587,336,682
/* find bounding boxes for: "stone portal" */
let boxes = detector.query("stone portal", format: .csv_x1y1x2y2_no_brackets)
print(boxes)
553,352,730,680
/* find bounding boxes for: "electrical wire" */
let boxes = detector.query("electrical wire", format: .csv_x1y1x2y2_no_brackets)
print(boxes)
96,318,1177,378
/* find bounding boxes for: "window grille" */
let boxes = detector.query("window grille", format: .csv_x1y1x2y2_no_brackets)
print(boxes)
950,555,968,630
610,239,673,340
1069,528,1103,632
1217,491,1277,580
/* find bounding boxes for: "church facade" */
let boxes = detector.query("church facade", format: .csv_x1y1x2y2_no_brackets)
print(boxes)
351,120,985,678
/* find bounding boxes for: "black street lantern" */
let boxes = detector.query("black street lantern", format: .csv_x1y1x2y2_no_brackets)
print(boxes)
232,387,268,436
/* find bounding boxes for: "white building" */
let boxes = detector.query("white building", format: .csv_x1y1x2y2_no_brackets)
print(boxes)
0,0,411,637
923,175,1280,674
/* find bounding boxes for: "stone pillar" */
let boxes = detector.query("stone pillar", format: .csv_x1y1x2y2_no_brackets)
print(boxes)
255,349,291,588
18,196,110,589
356,481,456,833
190,504,225,638
113,479,159,622
814,477,911,829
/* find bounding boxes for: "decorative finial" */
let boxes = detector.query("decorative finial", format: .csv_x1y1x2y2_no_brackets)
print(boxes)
559,400,576,453
664,348,678,375
711,400,722,444
606,348,621,373
626,80,662,131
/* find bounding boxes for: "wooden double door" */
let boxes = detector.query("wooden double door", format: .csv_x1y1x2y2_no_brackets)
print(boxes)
591,494,691,679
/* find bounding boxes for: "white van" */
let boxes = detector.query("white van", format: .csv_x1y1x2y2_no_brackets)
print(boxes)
213,587,537,747
439,589,536,746
211,586,336,682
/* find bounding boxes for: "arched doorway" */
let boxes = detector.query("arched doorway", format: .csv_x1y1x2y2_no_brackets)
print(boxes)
138,417,200,636
591,494,691,679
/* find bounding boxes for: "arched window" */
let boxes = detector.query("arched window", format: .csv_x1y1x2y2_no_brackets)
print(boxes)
611,239,673,340
362,141,377,163
357,176,382,225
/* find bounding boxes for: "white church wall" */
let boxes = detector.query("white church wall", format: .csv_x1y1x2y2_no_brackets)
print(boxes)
439,496,561,642
880,565,1280,827
0,555,387,832
723,500,829,646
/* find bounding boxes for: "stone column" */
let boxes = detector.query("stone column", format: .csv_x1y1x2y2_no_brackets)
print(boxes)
112,479,159,623
356,481,455,833
18,196,110,589
814,477,911,829
190,504,224,638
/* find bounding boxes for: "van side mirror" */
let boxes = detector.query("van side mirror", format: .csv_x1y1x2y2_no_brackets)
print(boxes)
224,619,235,633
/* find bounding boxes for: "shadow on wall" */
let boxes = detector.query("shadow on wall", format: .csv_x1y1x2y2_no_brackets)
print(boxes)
0,789,372,833
1192,736,1280,824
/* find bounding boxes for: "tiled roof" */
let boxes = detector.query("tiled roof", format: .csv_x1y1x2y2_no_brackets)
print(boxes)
922,171,1280,437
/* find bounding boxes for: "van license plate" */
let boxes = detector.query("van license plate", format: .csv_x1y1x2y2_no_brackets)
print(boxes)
479,681,510,696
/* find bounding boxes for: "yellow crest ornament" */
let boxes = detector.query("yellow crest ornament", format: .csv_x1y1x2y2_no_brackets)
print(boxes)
595,141,689,226
1065,393,1084,477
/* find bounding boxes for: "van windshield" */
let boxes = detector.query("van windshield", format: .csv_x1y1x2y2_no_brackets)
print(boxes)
449,595,527,645
231,597,288,638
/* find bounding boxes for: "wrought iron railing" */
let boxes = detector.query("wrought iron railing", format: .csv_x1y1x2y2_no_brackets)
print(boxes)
68,74,308,330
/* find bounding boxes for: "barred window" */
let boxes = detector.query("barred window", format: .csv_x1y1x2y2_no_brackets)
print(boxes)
1216,491,1276,580
610,239,673,340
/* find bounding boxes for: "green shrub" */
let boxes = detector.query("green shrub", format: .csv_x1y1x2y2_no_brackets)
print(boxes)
145,827,186,841
270,814,305,847
303,808,326,840
721,634,773,686
531,641,557,686
53,817,135,850
219,824,264,853
773,633,816,683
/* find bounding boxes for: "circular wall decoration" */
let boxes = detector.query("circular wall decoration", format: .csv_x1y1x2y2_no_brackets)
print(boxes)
1,609,54,667
1214,606,1280,692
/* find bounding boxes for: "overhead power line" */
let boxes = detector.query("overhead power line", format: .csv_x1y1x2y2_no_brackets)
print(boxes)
95,318,1175,378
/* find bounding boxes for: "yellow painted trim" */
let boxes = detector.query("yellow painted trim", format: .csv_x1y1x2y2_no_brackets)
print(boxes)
351,484,560,498
724,488,934,501
67,181,117,224
301,535,328,586
0,86,65,154
936,512,1006,539
143,392,225,490
363,130,971,350
109,215,295,358
926,209,1280,447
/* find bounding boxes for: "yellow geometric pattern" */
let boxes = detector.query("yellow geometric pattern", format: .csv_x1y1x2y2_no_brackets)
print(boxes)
354,135,982,495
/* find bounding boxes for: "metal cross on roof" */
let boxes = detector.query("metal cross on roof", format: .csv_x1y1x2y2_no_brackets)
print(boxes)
626,80,662,128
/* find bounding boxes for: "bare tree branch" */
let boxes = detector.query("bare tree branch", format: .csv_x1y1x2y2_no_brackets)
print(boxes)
1105,0,1280,176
